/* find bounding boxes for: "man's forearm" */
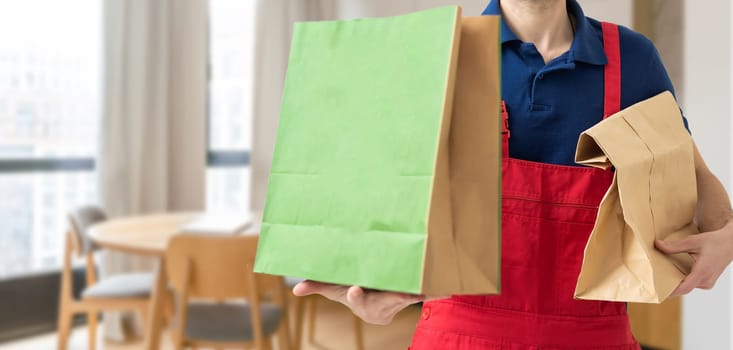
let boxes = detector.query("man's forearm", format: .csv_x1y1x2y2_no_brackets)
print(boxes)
694,144,733,232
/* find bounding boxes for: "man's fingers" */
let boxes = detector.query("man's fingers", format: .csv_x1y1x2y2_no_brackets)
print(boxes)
672,262,707,296
346,285,366,305
291,280,318,296
293,281,424,325
392,292,425,304
401,293,426,304
292,280,342,297
655,235,703,255
671,275,698,296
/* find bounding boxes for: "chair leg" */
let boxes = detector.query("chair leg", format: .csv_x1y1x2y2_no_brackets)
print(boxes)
352,313,364,350
56,307,73,350
88,310,98,350
139,305,149,335
291,296,305,350
277,315,292,350
163,288,175,327
307,296,318,345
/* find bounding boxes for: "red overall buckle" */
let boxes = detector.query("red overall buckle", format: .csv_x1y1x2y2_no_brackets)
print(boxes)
501,100,510,139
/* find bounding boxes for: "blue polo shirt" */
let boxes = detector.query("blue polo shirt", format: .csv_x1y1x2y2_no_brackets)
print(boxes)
483,0,686,165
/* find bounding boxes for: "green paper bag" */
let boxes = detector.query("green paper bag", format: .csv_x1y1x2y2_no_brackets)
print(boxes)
254,6,501,295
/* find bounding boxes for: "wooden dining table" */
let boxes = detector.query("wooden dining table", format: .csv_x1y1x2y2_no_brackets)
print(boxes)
88,211,258,350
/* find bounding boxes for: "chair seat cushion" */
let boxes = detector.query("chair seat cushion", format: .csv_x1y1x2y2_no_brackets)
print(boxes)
82,273,154,299
184,302,283,342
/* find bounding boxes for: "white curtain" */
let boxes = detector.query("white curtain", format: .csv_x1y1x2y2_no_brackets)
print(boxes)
250,0,339,210
98,0,208,341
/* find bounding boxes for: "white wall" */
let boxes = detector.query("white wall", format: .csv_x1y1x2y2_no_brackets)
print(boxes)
683,0,733,349
417,0,487,15
578,0,633,28
335,0,487,18
336,0,630,20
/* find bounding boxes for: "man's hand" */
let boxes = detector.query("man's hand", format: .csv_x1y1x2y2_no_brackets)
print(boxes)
292,280,425,325
655,219,733,295
657,144,733,296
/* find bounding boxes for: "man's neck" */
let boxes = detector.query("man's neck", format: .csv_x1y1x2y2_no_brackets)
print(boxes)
500,0,574,63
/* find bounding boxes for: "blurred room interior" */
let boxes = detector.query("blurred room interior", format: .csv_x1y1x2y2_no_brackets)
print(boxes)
0,0,731,349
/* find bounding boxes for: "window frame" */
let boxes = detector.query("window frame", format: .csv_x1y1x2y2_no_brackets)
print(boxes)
206,150,250,168
0,158,94,173
0,268,88,342
0,160,94,341
0,0,254,341
204,0,253,182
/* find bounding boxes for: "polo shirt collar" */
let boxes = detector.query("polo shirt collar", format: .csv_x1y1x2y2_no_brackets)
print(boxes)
482,0,607,65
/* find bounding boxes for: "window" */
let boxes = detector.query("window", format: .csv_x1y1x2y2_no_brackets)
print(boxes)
206,0,256,212
0,0,101,279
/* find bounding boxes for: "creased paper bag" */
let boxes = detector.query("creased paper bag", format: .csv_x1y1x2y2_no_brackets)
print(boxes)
254,6,501,295
574,91,696,303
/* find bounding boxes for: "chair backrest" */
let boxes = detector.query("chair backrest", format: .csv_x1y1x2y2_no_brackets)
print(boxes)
166,234,278,300
67,205,107,255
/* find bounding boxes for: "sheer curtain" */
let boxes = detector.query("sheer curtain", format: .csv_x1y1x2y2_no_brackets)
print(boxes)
98,0,207,340
250,0,339,210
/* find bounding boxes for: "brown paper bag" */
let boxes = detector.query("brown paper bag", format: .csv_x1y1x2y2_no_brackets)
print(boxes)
438,15,502,295
254,8,501,295
574,91,696,303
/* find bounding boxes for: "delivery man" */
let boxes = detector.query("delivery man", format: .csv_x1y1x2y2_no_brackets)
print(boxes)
294,0,733,348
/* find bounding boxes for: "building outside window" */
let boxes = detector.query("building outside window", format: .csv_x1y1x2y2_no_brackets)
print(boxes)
206,0,256,213
0,0,101,279
0,0,256,281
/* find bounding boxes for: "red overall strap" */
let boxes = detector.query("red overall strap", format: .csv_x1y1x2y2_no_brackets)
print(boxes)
601,22,621,118
501,100,510,158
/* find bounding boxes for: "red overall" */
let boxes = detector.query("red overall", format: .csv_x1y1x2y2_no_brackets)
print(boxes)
409,23,640,350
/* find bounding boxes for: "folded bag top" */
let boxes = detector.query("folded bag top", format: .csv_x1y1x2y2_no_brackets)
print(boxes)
254,6,501,295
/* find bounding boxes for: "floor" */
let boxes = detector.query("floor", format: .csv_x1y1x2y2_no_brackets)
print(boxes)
0,298,421,350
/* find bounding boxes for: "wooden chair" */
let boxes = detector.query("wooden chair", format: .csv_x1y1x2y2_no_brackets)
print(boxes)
285,277,364,350
166,234,290,350
57,206,153,350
